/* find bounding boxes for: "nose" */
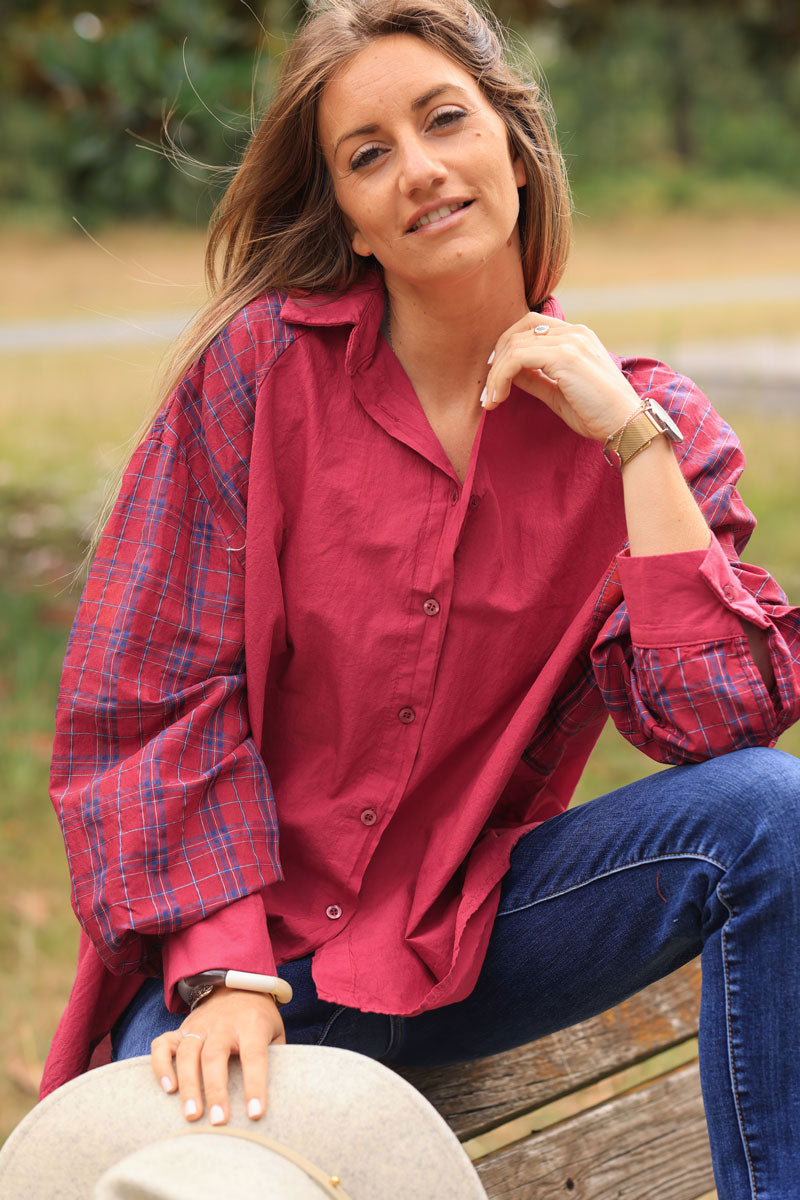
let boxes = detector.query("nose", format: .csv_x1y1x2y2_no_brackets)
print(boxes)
396,133,447,195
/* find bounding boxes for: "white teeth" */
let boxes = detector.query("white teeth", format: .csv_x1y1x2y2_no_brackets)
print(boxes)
410,202,466,232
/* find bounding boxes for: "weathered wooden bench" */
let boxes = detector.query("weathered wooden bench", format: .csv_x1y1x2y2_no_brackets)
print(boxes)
396,959,716,1199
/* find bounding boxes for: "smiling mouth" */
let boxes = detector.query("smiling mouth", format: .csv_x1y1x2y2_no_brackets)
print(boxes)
407,200,472,234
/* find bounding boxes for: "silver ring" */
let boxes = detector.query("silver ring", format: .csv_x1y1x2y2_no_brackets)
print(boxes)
181,1032,204,1041
533,323,549,335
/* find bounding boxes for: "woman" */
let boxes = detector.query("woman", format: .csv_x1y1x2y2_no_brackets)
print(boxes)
44,0,800,1195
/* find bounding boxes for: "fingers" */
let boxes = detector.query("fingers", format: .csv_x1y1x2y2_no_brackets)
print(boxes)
481,312,638,441
175,1028,212,1121
151,1028,181,1097
150,989,287,1125
240,998,286,1121
154,1020,234,1124
482,320,569,411
239,1036,269,1120
487,312,566,371
150,1027,209,1120
191,1034,233,1126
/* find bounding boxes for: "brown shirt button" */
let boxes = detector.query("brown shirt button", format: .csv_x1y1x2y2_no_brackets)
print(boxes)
469,494,481,509
398,707,416,724
325,904,343,920
423,598,440,616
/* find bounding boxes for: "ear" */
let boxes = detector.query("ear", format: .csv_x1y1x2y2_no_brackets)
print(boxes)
340,209,374,259
351,227,374,258
513,153,526,189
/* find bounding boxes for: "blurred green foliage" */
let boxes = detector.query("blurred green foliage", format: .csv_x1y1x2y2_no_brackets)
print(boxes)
0,0,290,224
537,2,800,211
1,0,799,225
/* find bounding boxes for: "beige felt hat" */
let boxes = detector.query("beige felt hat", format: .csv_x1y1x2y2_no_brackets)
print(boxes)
0,1045,489,1199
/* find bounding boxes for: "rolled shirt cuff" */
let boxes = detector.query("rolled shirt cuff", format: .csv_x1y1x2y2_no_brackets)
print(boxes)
161,893,276,1012
616,536,769,649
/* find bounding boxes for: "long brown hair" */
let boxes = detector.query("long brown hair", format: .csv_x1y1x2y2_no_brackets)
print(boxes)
89,0,570,559
164,0,571,395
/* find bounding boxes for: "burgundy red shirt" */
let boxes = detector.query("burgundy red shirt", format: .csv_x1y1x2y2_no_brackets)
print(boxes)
43,274,800,1094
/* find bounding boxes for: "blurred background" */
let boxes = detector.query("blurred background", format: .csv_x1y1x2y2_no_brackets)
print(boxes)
1,0,799,1150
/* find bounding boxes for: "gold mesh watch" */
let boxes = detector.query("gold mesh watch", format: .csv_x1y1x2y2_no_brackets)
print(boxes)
603,396,683,470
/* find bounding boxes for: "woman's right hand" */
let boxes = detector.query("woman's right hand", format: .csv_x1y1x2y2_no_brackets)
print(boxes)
150,988,286,1124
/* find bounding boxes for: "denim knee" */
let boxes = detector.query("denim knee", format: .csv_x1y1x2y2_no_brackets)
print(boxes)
697,746,800,907
711,746,800,837
740,742,800,802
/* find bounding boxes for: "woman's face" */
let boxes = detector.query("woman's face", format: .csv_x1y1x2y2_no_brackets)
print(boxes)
318,34,526,295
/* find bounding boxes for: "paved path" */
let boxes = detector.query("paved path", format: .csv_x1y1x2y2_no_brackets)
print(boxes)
2,274,799,407
562,273,800,312
0,311,190,352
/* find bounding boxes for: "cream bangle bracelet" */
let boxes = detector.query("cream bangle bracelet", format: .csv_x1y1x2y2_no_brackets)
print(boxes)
178,969,294,1010
224,970,294,1006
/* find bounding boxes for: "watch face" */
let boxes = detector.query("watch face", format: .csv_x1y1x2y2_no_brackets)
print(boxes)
645,397,683,442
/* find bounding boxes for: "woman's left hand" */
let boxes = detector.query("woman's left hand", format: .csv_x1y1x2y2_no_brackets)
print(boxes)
482,312,641,443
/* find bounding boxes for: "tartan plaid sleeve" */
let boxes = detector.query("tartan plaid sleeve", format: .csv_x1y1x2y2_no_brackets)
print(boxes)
591,360,800,765
50,310,287,975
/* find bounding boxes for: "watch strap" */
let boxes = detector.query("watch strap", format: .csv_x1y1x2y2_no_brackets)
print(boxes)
603,398,678,470
614,408,663,467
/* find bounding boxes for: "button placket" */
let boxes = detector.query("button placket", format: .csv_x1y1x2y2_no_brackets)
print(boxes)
396,482,464,749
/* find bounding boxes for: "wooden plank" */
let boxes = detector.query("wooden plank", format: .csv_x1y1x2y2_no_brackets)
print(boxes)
395,960,701,1139
474,1061,714,1200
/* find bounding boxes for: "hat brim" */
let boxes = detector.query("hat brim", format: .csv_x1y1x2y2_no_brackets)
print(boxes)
0,1045,487,1199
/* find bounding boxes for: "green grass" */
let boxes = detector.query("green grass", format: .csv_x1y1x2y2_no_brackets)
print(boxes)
570,168,800,223
0,587,80,1136
0,348,162,503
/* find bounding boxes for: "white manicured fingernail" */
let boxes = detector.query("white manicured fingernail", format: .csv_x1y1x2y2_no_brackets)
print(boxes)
184,1099,197,1117
247,1098,263,1119
487,350,495,365
161,1076,175,1094
209,1105,225,1125
479,386,488,408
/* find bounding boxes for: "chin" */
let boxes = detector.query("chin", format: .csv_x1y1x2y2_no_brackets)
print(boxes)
395,238,518,289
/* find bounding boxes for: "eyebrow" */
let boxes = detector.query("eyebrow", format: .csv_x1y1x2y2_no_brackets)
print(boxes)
332,84,470,159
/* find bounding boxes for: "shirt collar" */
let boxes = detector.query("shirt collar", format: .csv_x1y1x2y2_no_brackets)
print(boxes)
279,275,582,372
279,273,384,328
280,273,386,376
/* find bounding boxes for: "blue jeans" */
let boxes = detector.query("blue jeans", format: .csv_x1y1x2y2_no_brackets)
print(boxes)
113,746,800,1200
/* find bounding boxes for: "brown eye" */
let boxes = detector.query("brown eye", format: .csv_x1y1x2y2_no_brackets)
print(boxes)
429,107,467,131
350,143,384,171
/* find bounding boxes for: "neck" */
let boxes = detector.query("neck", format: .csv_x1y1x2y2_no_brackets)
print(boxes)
384,260,530,414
